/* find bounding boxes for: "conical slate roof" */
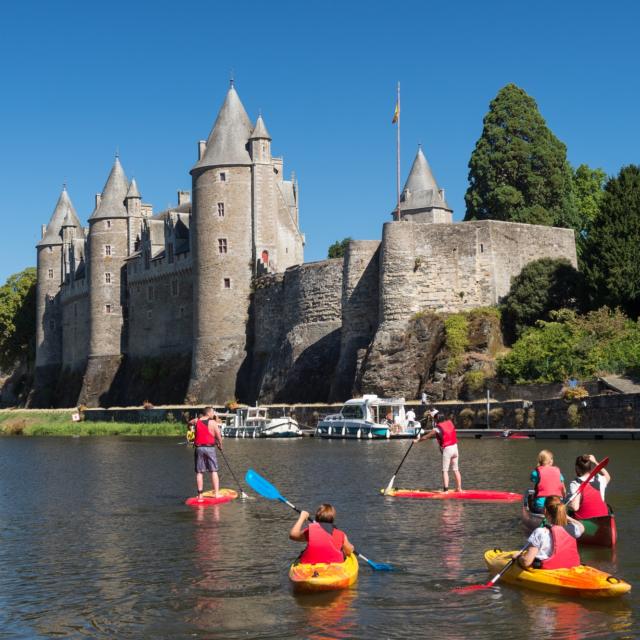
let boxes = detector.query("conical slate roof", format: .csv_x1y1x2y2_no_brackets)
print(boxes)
250,114,271,140
37,187,81,246
89,156,129,220
192,85,254,171
400,146,451,212
126,178,141,199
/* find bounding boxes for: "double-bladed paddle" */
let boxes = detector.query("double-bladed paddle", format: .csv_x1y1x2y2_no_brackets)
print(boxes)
455,456,610,593
245,468,393,571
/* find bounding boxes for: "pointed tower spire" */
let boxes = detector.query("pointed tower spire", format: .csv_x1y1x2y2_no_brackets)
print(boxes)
37,186,81,246
250,114,271,140
395,145,452,222
192,85,253,171
126,177,141,199
89,156,130,219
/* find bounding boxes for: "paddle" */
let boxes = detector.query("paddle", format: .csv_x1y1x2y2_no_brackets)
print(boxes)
454,456,610,593
245,468,393,571
383,439,418,495
219,448,251,500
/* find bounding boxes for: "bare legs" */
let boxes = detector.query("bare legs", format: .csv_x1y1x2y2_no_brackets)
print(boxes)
442,470,463,492
196,471,220,498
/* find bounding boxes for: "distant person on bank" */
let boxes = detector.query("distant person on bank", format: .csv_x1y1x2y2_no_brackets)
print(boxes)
191,407,223,501
414,409,462,492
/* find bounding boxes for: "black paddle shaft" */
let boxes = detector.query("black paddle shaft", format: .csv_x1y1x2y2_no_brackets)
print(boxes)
392,439,417,477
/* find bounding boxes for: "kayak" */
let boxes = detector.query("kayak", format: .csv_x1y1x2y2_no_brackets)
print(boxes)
288,553,359,592
484,549,631,598
521,496,617,548
382,488,521,502
185,488,238,506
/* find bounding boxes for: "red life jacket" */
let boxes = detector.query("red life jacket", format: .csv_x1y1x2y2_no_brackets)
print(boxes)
299,523,345,564
574,480,609,519
194,418,216,446
540,525,581,569
436,420,457,448
535,465,564,498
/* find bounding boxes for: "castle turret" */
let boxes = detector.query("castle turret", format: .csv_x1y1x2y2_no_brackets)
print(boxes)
188,84,255,403
125,177,143,255
250,114,272,164
394,146,452,223
79,156,130,406
32,186,81,406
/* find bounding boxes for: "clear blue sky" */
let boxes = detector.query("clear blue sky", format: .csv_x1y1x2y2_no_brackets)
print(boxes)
1,0,638,282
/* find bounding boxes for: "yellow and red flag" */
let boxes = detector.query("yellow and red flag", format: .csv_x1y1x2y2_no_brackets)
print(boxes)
392,101,399,124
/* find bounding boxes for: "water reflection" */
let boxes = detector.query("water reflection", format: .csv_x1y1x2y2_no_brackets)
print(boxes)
439,502,465,580
294,589,357,640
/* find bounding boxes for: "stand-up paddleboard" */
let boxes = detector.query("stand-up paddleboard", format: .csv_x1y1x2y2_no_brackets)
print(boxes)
185,488,238,506
381,488,521,502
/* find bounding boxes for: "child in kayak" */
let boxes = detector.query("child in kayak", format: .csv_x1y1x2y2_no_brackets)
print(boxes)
289,504,354,564
530,450,566,513
414,409,462,492
569,454,611,519
518,496,584,569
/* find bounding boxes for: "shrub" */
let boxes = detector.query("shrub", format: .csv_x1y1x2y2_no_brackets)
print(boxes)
567,403,581,428
458,408,476,428
489,407,504,425
464,370,486,393
561,385,589,401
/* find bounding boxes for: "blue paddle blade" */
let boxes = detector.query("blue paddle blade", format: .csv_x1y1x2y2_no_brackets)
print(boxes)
245,469,284,501
356,550,394,571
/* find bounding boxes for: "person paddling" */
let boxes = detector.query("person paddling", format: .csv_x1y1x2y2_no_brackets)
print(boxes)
569,454,611,519
192,407,223,502
518,496,584,569
529,449,566,513
414,409,462,493
289,504,354,564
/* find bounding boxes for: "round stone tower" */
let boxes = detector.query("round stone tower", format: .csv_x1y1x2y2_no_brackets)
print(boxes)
32,186,81,406
188,85,255,403
79,156,131,406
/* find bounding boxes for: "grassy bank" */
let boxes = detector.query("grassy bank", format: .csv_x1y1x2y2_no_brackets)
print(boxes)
0,411,184,437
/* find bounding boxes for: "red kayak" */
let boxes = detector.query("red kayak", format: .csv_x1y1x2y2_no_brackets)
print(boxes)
381,488,521,502
185,488,238,506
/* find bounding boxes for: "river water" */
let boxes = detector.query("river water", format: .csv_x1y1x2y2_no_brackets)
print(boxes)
0,437,637,639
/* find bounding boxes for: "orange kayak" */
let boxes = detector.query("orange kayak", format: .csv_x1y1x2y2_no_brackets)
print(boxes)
288,553,359,592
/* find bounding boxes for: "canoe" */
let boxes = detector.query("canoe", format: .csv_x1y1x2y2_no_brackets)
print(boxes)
484,549,630,598
288,553,359,592
521,494,617,547
382,488,521,502
185,488,238,506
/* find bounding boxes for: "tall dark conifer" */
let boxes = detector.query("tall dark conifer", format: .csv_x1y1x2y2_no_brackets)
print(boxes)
464,84,576,228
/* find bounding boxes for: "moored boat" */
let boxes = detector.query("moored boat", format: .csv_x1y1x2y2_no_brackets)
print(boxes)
222,407,302,438
484,549,630,598
521,491,617,547
288,553,359,592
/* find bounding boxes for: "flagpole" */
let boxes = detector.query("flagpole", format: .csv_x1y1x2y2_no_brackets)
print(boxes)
396,81,401,221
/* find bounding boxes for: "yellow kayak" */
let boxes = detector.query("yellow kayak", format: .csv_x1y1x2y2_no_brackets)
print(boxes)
484,549,631,598
288,553,359,592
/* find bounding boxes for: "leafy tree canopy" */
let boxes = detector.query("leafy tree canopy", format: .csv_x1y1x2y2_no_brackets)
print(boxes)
501,258,584,343
464,83,576,229
572,164,606,258
497,307,640,383
0,267,37,371
582,165,640,318
327,237,352,259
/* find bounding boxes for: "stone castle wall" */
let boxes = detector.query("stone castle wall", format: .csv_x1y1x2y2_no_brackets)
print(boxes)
60,281,90,371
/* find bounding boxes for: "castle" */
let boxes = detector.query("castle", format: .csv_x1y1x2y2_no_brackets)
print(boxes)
33,84,577,408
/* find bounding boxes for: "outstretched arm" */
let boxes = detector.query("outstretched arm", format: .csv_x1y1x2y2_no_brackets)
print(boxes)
590,455,611,483
342,533,355,556
415,428,437,443
289,510,309,541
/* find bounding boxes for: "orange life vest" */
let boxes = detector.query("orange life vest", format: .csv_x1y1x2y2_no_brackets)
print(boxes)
540,525,581,570
299,523,345,564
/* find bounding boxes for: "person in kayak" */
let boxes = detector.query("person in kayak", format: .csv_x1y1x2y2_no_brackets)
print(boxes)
192,407,223,502
530,449,566,513
414,409,462,493
289,504,354,564
569,454,611,518
518,496,584,569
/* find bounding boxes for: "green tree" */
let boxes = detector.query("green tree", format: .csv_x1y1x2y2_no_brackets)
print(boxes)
327,237,352,259
464,84,576,229
583,165,640,318
501,258,584,343
0,267,37,370
572,164,606,258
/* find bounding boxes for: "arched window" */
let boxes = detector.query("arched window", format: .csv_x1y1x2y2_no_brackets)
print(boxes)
261,250,269,264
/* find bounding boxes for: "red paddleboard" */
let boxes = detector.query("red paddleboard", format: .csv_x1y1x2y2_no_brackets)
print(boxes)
185,488,238,506
381,488,521,502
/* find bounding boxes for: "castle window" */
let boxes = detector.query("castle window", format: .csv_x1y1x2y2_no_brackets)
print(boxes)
171,279,179,296
168,243,174,263
147,310,152,320
219,172,226,182
147,285,153,302
105,272,112,284
480,243,484,253
105,245,112,256
48,269,54,279
105,304,112,314
218,238,228,254
106,220,111,229
223,278,231,289
217,202,225,217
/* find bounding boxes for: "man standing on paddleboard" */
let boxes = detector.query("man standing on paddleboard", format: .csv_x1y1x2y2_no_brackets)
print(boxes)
193,407,223,502
414,409,462,493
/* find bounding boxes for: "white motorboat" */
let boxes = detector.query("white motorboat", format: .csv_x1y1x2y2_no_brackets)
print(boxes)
221,407,302,438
